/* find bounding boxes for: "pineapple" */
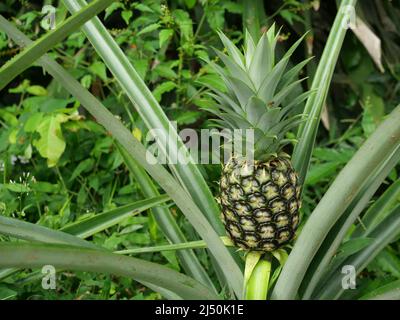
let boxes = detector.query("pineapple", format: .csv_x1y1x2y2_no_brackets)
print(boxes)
206,26,310,252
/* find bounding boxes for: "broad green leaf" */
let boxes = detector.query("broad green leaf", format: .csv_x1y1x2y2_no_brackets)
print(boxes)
24,112,44,132
26,85,47,96
172,9,193,41
184,0,196,9
121,10,132,25
89,61,108,81
137,23,160,36
2,183,30,193
159,29,174,48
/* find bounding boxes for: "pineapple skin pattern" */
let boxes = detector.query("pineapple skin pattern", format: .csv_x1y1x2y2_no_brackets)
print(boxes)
219,156,301,251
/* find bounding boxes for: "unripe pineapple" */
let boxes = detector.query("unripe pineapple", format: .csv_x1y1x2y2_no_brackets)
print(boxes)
205,26,310,251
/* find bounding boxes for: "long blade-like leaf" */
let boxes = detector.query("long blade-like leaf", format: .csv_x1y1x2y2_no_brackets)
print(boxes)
315,205,400,299
0,15,244,297
0,243,219,300
0,195,170,280
63,0,224,236
352,179,400,237
272,104,400,300
301,146,400,299
0,195,169,245
60,195,170,238
115,236,233,255
0,215,98,249
116,143,216,291
0,0,115,90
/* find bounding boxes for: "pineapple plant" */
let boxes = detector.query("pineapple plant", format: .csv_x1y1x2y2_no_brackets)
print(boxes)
206,26,310,252
3,0,400,301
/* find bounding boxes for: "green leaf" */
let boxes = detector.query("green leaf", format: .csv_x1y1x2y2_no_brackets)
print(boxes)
338,238,375,259
353,179,400,237
152,81,176,102
159,29,174,48
26,85,47,96
0,243,219,300
196,74,226,92
121,10,132,25
206,6,225,30
243,251,262,293
134,3,154,13
0,285,17,300
2,183,30,193
292,0,358,183
0,0,116,90
61,195,171,238
0,215,98,249
361,106,376,137
80,74,92,88
89,61,107,81
32,114,66,167
373,249,400,279
68,158,95,181
359,280,400,300
116,143,217,291
301,145,400,300
104,2,124,20
153,64,178,79
316,205,400,299
137,23,160,36
305,162,340,185
273,103,400,300
24,112,44,132
172,9,193,41
63,0,228,247
184,0,196,9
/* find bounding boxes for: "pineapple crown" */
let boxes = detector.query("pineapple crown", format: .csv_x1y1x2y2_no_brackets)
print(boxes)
204,25,311,161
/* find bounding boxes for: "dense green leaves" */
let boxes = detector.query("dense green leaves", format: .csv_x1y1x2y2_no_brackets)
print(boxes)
0,0,399,301
0,243,219,300
0,14,244,298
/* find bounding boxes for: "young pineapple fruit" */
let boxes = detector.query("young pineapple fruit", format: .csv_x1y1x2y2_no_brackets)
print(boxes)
206,26,310,252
